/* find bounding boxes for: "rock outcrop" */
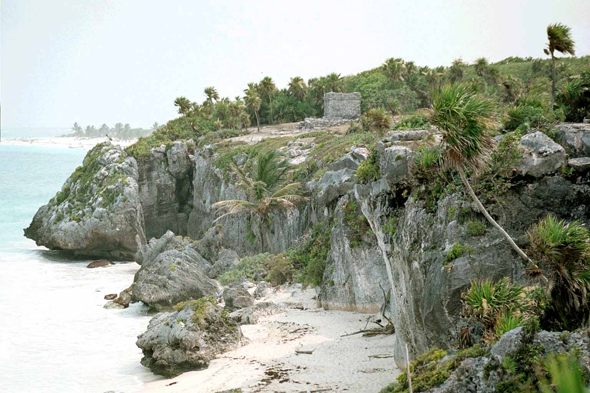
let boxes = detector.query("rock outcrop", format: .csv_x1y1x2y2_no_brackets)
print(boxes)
136,298,240,377
24,142,145,259
129,231,220,309
430,327,590,392
516,131,566,177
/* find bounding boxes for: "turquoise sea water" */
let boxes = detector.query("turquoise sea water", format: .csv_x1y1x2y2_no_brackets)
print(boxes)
0,144,159,393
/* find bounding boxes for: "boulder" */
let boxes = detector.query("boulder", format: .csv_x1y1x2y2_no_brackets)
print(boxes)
128,231,220,309
385,130,431,142
379,146,412,185
24,142,146,259
308,169,355,206
136,299,241,377
166,141,191,179
516,131,566,177
87,260,113,268
430,328,590,392
229,302,282,325
254,281,270,299
103,301,125,310
104,293,117,300
223,286,255,311
554,123,590,157
207,248,239,279
568,157,590,172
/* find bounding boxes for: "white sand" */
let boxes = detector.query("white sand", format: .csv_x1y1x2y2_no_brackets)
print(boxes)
139,287,400,393
1,136,137,150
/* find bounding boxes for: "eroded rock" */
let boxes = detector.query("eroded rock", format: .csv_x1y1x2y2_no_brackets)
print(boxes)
136,298,240,377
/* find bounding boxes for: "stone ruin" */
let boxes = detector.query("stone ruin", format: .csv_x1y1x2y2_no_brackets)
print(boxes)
323,92,361,119
296,92,361,131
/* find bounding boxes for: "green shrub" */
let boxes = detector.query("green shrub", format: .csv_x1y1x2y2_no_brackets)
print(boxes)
503,103,563,132
444,243,472,264
266,254,294,286
355,151,380,183
218,253,273,285
463,278,525,320
393,114,430,130
412,146,441,177
286,222,332,287
466,221,486,236
343,200,373,247
362,108,392,135
527,215,590,330
557,69,590,122
495,310,525,337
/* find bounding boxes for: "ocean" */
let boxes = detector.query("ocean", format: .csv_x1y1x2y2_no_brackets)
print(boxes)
0,143,160,393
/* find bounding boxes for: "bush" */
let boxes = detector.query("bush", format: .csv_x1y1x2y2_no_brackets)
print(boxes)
286,222,332,287
266,254,294,286
444,243,472,264
527,215,590,330
412,146,441,177
466,221,486,236
355,150,380,183
557,69,590,122
393,114,430,130
503,103,563,132
362,108,392,134
218,253,274,285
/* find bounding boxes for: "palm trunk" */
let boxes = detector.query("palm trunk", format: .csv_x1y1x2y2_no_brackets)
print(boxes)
551,54,556,111
255,111,260,132
458,168,531,263
260,230,264,254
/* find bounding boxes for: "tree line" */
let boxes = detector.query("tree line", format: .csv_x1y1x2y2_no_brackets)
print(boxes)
68,122,158,140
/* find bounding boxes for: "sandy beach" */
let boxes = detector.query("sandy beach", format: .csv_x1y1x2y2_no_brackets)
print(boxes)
1,136,137,150
139,286,399,393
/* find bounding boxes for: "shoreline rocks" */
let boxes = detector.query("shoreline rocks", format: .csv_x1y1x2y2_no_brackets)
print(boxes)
136,298,241,377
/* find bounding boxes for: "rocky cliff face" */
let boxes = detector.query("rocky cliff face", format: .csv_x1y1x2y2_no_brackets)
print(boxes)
24,142,145,259
27,124,590,370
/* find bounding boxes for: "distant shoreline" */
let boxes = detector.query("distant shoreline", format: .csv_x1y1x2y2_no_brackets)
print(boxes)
0,136,137,150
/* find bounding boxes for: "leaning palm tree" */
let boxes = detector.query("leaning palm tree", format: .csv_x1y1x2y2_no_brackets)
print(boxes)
173,96,192,116
288,76,307,100
204,86,220,103
259,77,277,124
545,23,576,110
430,84,531,263
212,151,307,252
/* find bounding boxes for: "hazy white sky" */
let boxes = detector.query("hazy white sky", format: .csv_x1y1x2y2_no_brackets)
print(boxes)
2,0,589,129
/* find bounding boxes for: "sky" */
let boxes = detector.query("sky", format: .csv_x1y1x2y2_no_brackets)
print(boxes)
1,0,589,131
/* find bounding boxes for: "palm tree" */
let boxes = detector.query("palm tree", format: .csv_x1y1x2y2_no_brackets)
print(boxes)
383,58,405,84
259,77,277,124
448,59,466,83
244,92,262,132
212,151,307,252
545,23,576,110
204,86,220,103
325,73,343,92
430,84,531,263
174,96,192,116
288,76,307,100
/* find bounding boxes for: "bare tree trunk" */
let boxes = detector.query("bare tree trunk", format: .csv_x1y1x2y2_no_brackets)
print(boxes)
255,111,260,132
551,54,556,111
269,96,274,125
458,168,531,263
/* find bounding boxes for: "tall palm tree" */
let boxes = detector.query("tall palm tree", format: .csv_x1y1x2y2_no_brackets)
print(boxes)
174,96,192,116
430,84,531,263
259,77,277,124
288,76,307,100
545,23,576,110
204,86,220,103
244,92,262,132
212,151,307,252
